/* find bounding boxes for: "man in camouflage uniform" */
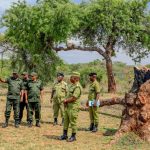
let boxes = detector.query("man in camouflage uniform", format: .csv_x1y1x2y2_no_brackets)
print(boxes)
19,72,29,124
25,72,43,127
59,72,82,142
86,72,100,132
0,71,23,128
50,73,68,126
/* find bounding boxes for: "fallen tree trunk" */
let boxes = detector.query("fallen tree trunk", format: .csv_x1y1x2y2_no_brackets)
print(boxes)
100,97,124,107
105,79,150,144
81,79,150,143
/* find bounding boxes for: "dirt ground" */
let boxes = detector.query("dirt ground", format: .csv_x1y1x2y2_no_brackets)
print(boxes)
0,87,150,150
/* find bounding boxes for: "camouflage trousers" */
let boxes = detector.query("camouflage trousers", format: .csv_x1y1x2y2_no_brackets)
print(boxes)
28,102,41,122
19,101,29,122
5,98,20,121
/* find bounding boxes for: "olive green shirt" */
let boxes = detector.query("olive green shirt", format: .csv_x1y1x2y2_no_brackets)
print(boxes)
67,82,82,109
88,80,100,101
52,81,68,99
6,77,23,100
26,79,43,102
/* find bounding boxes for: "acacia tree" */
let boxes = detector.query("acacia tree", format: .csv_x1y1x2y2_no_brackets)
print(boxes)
55,0,150,93
1,0,78,82
1,0,150,88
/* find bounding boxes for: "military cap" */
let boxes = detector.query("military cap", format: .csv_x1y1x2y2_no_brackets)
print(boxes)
22,72,28,75
12,69,18,74
57,72,64,77
71,72,80,77
30,72,38,76
89,72,97,76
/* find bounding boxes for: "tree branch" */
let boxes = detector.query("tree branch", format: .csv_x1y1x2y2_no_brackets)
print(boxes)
100,97,125,107
80,97,125,111
52,44,108,59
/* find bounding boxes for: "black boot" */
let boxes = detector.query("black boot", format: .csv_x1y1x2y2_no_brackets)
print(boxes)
18,119,21,125
28,121,33,128
59,130,68,140
53,118,58,126
88,123,94,131
67,133,76,142
15,120,20,128
36,121,41,127
60,118,64,126
92,124,98,132
2,119,9,128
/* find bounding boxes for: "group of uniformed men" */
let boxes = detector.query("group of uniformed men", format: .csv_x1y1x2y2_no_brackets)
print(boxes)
0,71,100,142
0,71,43,128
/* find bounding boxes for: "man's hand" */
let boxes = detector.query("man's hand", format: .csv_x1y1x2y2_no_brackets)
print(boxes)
20,98,23,102
86,100,89,107
63,99,68,107
93,100,97,107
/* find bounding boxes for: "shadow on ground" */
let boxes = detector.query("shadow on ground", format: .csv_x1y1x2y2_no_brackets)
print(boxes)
100,112,121,119
43,135,60,140
103,128,118,136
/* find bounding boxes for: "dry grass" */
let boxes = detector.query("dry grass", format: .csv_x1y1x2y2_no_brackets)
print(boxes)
0,87,150,150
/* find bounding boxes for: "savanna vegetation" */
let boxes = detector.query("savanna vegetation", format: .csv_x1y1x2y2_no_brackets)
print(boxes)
0,0,150,149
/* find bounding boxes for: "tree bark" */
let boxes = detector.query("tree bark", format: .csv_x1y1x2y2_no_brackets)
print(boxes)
106,57,116,93
108,80,150,143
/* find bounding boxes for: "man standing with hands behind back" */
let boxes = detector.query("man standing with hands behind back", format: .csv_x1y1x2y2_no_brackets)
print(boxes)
19,72,29,124
50,72,68,126
86,72,100,132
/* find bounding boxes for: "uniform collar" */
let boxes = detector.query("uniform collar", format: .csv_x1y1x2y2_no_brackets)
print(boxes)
11,77,20,80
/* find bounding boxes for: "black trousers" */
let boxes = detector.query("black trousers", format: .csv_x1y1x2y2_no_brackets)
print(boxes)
19,101,29,122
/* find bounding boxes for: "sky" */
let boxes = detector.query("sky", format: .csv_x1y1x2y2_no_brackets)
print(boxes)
0,0,150,65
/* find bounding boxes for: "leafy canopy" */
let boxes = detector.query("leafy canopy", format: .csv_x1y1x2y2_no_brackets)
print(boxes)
1,0,79,83
77,0,150,62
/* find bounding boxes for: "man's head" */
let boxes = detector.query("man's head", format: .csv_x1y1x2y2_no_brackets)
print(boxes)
30,72,38,81
70,72,80,84
21,72,28,79
89,72,97,82
12,70,19,79
57,72,64,82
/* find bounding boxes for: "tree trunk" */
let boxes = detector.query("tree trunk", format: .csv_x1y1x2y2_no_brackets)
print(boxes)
117,80,150,142
98,69,150,143
106,57,116,93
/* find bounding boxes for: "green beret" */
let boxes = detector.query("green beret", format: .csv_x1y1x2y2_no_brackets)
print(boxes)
30,72,38,76
71,72,80,77
57,72,64,77
89,72,97,76
22,72,28,75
